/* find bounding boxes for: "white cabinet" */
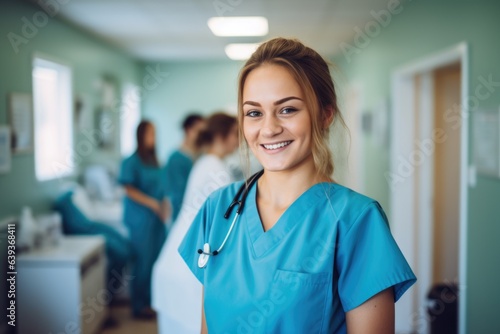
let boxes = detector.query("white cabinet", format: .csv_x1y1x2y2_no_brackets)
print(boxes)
18,236,108,334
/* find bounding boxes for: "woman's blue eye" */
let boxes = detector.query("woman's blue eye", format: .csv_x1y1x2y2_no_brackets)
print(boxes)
246,110,262,117
281,107,297,114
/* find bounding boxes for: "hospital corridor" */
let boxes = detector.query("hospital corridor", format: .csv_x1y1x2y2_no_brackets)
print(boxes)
0,0,499,333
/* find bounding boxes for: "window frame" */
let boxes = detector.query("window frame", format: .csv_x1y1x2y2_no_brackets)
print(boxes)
32,53,74,182
119,83,141,158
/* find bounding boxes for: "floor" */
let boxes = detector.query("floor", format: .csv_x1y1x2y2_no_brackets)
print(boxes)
100,305,158,334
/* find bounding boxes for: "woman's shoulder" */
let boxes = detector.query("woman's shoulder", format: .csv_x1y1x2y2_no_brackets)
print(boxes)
167,149,192,165
121,152,140,167
192,181,244,220
323,182,387,225
206,180,244,203
327,183,378,207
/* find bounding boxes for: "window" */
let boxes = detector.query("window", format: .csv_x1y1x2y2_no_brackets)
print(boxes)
120,83,141,157
32,56,73,181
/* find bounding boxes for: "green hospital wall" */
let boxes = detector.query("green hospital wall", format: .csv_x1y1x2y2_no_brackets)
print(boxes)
333,0,500,332
140,60,243,163
0,1,141,219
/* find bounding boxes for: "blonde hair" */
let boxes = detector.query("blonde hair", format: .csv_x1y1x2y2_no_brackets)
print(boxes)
237,37,345,178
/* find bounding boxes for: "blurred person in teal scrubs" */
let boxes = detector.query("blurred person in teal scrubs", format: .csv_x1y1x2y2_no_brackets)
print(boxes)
164,114,205,222
119,120,169,319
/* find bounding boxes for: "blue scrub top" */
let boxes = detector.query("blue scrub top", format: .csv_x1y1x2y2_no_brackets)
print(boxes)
119,152,167,227
179,181,416,334
164,150,194,221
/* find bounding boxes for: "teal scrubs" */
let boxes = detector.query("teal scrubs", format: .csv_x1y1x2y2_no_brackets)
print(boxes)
179,181,416,333
164,150,194,222
119,152,167,316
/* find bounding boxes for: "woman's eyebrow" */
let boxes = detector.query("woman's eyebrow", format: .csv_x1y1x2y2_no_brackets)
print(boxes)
243,96,303,107
274,96,302,105
243,101,261,107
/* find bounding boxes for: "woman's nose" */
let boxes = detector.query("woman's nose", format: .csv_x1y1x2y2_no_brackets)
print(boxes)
261,115,283,137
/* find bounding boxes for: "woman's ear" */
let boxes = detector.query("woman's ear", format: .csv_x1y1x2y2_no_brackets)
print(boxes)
323,106,335,128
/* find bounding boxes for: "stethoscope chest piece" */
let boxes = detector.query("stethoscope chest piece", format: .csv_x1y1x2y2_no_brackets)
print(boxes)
196,170,264,270
198,243,211,268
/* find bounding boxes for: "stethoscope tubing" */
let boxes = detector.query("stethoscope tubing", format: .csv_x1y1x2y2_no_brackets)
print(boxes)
214,212,239,255
197,170,264,268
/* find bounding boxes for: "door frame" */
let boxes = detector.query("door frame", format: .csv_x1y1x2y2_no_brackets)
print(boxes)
390,42,469,334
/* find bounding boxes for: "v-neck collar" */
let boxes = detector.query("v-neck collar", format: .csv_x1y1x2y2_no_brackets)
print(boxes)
244,181,332,258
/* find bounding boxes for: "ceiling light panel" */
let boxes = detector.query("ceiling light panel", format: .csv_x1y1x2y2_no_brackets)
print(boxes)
224,43,260,60
208,16,268,37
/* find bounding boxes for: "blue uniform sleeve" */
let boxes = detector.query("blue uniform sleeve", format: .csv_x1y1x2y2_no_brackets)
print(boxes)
178,198,212,284
165,153,191,195
336,202,416,312
163,164,173,197
160,166,170,199
118,156,136,187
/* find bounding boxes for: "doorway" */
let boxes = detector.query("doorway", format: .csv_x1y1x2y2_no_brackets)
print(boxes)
432,64,461,286
390,44,469,334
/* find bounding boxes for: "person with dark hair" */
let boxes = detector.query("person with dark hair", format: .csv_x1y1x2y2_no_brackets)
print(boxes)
179,38,416,333
119,120,170,319
152,112,238,334
164,113,205,222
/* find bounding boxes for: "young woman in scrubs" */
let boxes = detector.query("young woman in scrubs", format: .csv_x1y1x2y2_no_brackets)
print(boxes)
119,120,169,319
152,113,239,333
179,38,416,333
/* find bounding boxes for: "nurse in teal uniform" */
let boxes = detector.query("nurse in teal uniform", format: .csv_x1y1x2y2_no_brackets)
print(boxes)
164,114,205,221
179,38,416,333
119,120,169,319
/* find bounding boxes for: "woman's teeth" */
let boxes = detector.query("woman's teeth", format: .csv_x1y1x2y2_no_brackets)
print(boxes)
262,141,292,150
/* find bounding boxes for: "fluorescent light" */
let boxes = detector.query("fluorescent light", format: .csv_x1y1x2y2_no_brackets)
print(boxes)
225,43,260,61
208,16,268,37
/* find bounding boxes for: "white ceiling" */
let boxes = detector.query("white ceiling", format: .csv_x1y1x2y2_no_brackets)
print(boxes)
31,0,392,61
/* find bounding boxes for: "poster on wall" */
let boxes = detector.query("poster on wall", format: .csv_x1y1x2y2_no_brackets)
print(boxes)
473,108,500,178
8,92,33,154
0,126,11,174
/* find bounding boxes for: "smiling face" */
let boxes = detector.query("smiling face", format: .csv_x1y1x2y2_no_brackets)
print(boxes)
242,64,314,173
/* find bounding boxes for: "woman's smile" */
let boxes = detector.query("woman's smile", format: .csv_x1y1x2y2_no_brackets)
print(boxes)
261,140,293,151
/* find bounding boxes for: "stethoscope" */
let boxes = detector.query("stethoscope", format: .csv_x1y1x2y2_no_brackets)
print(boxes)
197,169,264,268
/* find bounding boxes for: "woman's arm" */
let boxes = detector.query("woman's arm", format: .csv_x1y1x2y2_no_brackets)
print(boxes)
201,288,208,334
124,185,162,216
345,288,395,334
